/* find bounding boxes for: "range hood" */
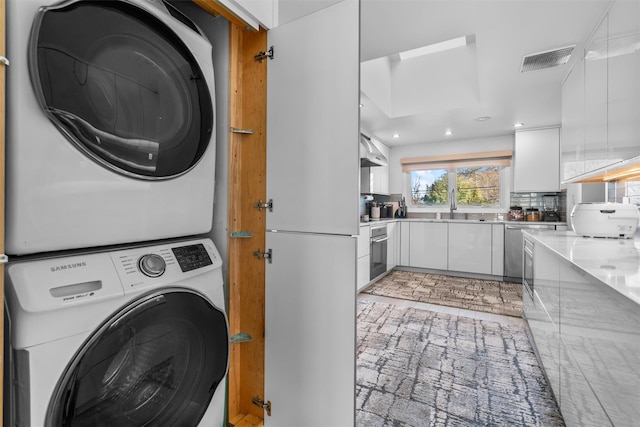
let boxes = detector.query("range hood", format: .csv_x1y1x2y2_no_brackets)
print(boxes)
360,134,388,167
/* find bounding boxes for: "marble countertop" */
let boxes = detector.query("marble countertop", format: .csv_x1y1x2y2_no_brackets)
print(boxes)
524,229,640,306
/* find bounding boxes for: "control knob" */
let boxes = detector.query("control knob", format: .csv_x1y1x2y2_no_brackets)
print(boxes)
138,254,166,277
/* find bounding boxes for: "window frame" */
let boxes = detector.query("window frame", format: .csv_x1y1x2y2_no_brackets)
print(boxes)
408,166,508,210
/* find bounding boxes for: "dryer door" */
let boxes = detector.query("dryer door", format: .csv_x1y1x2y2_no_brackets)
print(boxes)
29,0,214,180
46,290,228,427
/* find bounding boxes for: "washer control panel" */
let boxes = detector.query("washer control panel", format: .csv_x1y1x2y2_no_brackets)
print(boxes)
110,238,221,292
138,253,167,277
171,243,213,272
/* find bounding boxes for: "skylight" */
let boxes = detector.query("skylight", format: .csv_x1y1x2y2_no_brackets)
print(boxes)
399,36,470,61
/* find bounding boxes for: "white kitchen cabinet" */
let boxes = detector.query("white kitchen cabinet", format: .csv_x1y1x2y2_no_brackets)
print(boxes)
409,222,448,270
264,1,358,425
561,62,586,181
584,15,609,171
448,223,492,275
360,137,390,194
386,221,399,271
491,224,504,276
607,0,640,162
357,225,370,291
527,239,640,427
561,0,640,182
513,128,560,192
399,221,410,266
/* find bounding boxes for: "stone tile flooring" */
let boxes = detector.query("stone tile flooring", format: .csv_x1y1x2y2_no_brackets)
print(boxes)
356,293,565,427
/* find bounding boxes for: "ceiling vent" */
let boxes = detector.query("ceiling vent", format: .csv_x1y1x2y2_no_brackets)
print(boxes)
521,45,575,72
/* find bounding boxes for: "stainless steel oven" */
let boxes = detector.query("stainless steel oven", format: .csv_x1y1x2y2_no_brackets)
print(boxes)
523,236,534,297
370,225,388,280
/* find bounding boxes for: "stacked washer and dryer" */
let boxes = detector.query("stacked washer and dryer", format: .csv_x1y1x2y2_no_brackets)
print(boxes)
4,1,229,426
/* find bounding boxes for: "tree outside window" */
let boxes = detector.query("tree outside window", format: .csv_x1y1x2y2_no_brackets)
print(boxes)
410,166,502,207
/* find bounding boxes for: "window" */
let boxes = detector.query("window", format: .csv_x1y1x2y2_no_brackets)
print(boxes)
410,166,502,207
402,150,511,209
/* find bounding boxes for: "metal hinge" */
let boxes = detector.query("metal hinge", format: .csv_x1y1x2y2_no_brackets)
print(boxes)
252,395,272,416
254,198,273,212
230,231,254,239
0,254,8,265
230,333,253,344
253,249,272,263
254,46,274,62
230,127,254,134
0,56,9,66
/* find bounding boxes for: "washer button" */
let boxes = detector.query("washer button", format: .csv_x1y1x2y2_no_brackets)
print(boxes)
138,254,166,277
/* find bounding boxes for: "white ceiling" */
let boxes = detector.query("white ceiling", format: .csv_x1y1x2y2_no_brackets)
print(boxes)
360,0,612,147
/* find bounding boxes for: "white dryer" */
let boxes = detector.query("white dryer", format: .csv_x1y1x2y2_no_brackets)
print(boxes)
4,238,229,427
6,0,217,255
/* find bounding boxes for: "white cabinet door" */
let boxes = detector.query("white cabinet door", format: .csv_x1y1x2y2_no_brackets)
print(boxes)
513,128,560,192
266,0,359,236
357,254,370,291
409,222,448,270
400,221,410,266
491,224,504,276
561,63,586,181
265,231,356,426
448,223,492,275
386,221,398,270
264,1,359,425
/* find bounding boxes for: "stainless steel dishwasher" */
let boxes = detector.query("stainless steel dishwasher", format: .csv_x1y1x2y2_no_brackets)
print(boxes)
504,223,556,282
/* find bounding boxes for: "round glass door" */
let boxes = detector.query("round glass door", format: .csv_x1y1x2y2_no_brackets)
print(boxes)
46,290,229,427
30,0,214,179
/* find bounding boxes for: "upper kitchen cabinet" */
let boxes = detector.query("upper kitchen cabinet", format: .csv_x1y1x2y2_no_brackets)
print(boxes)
561,0,640,183
360,136,390,194
607,0,640,162
561,62,585,181
513,127,561,192
584,14,609,172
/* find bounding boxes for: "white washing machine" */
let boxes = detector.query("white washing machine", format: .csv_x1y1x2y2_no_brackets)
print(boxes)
4,238,229,427
6,0,217,255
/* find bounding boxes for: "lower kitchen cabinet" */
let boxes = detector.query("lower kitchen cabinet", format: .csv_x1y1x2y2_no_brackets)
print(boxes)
527,241,640,426
409,222,448,270
386,221,399,271
357,225,370,291
448,223,492,274
491,224,504,276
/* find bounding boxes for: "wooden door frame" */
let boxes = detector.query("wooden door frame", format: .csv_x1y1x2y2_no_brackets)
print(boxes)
193,0,268,423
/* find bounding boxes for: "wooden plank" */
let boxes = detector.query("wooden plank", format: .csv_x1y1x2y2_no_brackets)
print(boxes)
226,22,268,421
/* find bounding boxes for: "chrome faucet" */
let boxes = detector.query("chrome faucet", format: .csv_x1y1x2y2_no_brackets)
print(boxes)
450,188,457,218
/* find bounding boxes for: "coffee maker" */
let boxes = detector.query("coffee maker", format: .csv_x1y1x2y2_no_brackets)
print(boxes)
543,195,560,222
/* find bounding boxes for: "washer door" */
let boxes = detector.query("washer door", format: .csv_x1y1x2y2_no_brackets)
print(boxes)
30,0,214,179
46,290,228,427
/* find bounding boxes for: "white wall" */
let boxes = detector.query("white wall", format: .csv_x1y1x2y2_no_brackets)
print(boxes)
389,134,514,210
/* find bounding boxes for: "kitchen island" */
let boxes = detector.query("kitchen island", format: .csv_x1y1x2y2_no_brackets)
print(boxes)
522,229,640,427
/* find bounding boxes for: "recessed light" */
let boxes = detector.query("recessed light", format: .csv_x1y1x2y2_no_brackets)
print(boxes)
445,130,453,136
359,103,364,108
514,122,524,128
392,133,400,139
476,116,491,121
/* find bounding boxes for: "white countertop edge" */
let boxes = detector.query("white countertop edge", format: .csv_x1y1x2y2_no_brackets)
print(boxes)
523,230,640,306
360,218,565,226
